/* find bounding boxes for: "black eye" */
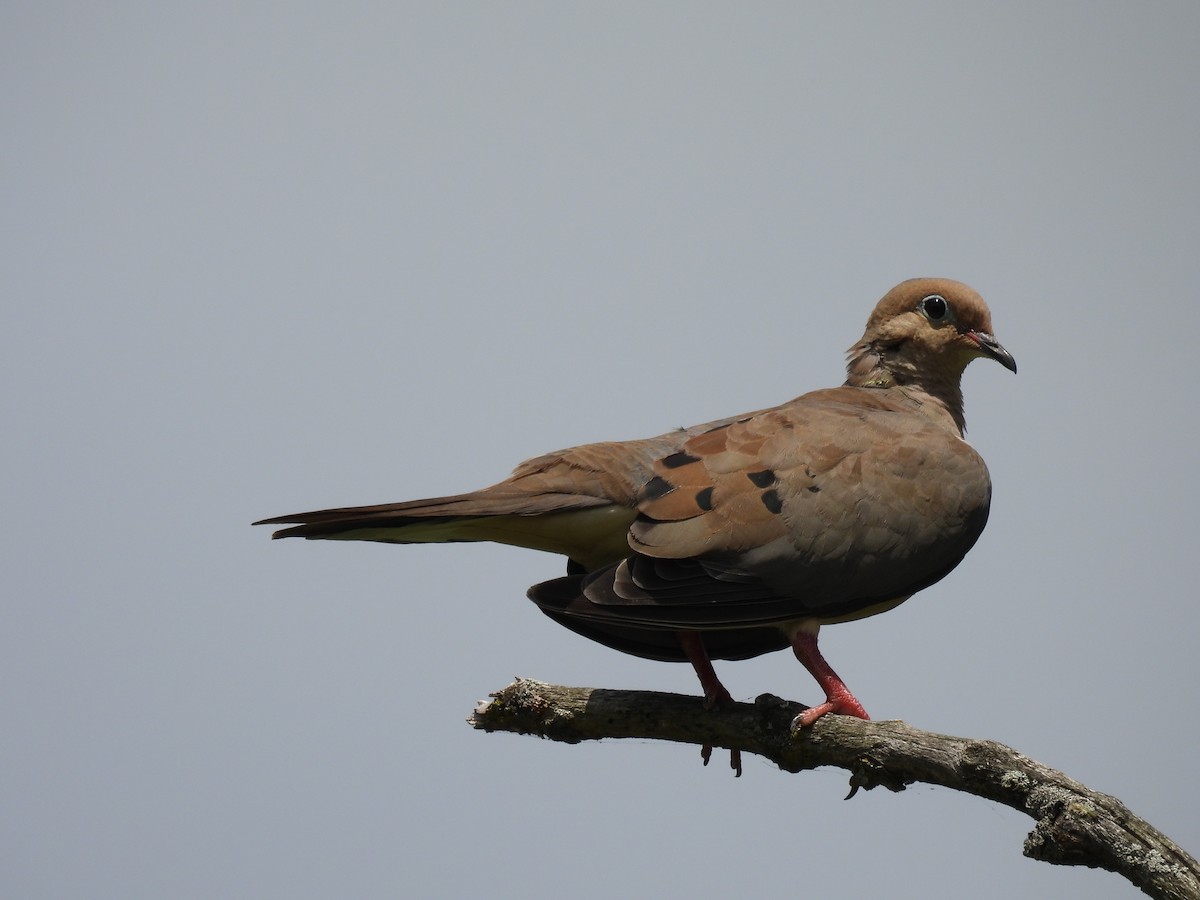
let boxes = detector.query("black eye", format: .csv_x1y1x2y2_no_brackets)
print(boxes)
921,294,948,320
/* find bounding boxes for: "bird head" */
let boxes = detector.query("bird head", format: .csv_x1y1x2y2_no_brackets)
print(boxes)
846,278,1016,430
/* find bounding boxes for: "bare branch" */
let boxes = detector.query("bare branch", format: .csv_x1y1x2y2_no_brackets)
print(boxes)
470,679,1199,900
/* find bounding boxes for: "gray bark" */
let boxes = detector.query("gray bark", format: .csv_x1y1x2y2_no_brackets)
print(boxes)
470,678,1199,900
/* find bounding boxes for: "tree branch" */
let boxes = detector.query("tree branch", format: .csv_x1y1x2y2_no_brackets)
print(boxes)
470,679,1199,900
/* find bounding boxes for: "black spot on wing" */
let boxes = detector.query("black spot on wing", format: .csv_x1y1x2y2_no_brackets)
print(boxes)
694,487,714,511
661,450,700,469
760,489,783,514
641,475,675,501
747,469,776,488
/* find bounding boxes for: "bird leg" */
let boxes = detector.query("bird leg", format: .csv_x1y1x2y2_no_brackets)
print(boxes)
677,630,734,708
789,626,869,731
677,630,742,776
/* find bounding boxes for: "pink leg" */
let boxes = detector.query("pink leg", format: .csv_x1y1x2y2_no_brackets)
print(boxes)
677,631,742,776
677,630,734,708
789,627,869,730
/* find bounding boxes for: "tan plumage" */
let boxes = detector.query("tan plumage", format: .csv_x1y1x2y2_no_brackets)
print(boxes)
256,278,1015,738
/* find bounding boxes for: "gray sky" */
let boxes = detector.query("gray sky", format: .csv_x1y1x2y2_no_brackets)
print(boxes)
4,4,1198,898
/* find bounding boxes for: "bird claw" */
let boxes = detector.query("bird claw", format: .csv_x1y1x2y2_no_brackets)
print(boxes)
698,687,742,776
700,742,742,777
702,687,733,710
790,695,871,733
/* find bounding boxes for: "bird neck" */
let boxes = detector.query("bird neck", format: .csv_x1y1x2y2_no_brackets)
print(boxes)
845,341,968,434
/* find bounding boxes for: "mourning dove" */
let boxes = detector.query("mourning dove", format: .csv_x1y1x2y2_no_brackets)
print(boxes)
256,278,1015,749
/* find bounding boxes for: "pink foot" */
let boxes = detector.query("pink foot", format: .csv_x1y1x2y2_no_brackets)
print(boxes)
792,689,870,729
789,628,870,732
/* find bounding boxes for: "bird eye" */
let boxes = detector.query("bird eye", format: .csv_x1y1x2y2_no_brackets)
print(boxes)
921,294,948,321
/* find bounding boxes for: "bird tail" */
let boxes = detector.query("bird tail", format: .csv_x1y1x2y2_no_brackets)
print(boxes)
254,489,636,566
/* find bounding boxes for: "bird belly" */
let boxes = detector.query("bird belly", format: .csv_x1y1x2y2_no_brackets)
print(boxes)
809,593,912,625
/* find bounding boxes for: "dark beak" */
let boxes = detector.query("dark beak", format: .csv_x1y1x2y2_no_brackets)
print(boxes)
967,331,1017,374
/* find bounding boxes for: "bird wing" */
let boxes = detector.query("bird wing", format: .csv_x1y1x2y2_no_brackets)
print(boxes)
531,386,993,632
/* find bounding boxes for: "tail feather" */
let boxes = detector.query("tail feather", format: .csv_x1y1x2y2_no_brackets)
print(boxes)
253,490,635,569
255,488,605,534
